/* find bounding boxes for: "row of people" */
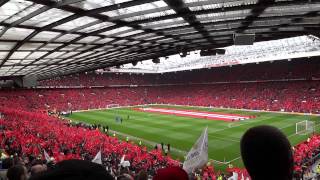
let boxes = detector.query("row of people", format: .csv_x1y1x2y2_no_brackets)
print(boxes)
1,81,320,113
0,107,244,180
1,107,317,179
0,108,180,179
38,58,320,87
293,134,320,179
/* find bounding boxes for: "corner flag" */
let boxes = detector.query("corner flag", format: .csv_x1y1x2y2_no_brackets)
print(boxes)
92,150,102,165
183,127,208,173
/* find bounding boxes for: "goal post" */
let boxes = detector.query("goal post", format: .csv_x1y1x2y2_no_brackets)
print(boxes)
296,120,314,135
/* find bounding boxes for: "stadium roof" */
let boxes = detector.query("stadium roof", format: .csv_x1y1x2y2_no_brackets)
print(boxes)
0,0,319,78
104,35,320,73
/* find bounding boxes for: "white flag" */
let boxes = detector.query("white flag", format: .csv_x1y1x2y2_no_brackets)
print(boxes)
227,172,238,180
122,161,130,167
120,155,125,164
92,150,102,165
183,127,208,173
44,150,51,162
119,155,130,167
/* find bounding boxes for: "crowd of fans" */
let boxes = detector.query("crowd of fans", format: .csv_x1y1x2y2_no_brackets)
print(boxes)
0,108,181,179
293,135,320,179
0,81,319,114
148,81,320,114
38,58,320,87
27,58,320,114
0,107,318,179
0,107,251,180
0,58,319,179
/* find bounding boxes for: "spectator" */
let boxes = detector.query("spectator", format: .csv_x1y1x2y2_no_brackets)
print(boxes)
30,164,46,177
136,170,148,180
30,159,113,180
6,165,28,180
241,125,294,180
117,174,133,180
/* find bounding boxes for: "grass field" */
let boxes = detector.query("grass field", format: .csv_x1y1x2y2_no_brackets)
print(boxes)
66,105,320,170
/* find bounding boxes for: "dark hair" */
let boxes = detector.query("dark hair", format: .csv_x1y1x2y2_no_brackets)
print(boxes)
117,174,132,180
7,165,26,180
30,159,113,180
30,164,46,177
241,125,293,180
136,170,148,180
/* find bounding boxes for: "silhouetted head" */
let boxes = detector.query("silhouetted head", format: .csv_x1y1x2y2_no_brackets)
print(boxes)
30,164,47,177
241,125,293,180
30,159,113,180
136,170,148,180
7,165,28,180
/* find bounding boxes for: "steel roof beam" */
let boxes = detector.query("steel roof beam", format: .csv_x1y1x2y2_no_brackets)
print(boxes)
16,24,318,76
129,0,320,25
236,0,275,33
31,33,307,79
28,32,305,77
26,0,191,44
0,0,9,7
163,0,214,45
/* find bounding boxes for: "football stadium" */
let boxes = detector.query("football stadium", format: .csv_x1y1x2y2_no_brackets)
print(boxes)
0,0,319,179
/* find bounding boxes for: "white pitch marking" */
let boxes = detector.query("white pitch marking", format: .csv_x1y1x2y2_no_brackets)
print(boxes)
140,107,250,120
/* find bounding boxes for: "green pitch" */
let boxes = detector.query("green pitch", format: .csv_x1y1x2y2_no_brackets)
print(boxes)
66,105,320,169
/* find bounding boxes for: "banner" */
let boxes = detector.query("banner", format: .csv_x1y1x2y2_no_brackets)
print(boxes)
43,150,51,162
183,127,208,173
92,150,102,165
119,155,131,167
228,172,238,180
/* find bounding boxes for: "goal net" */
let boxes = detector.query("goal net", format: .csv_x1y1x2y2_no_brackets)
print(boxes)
296,120,314,135
106,104,120,109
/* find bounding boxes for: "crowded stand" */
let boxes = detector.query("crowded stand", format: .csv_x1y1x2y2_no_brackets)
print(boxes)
0,108,180,179
38,58,320,87
1,81,319,114
293,135,320,179
1,59,320,179
0,107,319,179
1,0,320,178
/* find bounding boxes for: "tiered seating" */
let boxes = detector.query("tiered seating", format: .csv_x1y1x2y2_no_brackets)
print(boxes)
1,59,320,179
1,106,317,179
39,73,154,87
293,135,320,178
147,81,320,113
0,108,179,175
33,58,320,114
1,80,320,113
38,58,320,87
